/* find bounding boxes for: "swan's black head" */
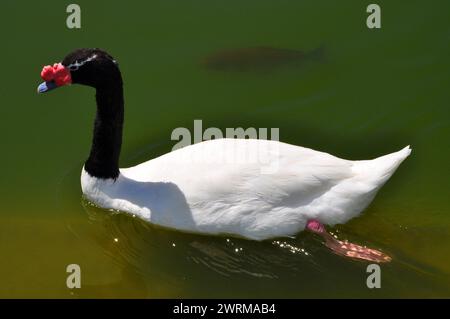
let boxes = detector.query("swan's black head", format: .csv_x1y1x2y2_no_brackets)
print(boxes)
37,48,121,93
38,48,125,180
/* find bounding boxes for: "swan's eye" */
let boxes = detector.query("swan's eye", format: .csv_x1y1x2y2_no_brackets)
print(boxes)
67,54,98,71
68,63,79,71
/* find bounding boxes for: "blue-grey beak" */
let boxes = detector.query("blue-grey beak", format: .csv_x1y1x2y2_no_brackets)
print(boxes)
37,81,58,93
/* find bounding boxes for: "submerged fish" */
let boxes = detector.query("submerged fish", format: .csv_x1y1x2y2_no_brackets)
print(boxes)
203,46,324,71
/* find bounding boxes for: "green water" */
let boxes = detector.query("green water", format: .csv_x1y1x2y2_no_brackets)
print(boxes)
1,0,449,298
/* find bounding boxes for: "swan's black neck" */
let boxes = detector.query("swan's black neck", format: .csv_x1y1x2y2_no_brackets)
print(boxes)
84,82,124,180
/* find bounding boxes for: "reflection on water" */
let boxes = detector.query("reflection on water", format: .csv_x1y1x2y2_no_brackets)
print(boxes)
70,193,450,298
80,198,316,281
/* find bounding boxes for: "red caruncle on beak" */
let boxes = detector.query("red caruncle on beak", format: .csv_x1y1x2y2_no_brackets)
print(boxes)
40,63,72,86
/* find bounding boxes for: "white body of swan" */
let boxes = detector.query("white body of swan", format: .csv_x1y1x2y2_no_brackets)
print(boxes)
81,138,411,240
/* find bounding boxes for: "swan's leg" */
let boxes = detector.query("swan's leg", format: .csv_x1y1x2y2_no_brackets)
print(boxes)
306,219,392,263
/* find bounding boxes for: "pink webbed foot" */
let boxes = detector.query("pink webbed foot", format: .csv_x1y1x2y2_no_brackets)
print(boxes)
306,220,392,263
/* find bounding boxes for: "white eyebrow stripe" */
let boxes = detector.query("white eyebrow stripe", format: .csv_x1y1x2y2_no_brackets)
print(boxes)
67,54,98,71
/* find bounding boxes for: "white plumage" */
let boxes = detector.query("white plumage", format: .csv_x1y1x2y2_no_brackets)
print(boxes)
81,138,411,240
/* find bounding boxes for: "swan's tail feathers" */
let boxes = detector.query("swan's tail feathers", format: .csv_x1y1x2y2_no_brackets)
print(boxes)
353,145,411,187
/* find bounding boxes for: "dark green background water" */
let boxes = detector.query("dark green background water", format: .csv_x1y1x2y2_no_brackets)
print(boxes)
1,0,449,298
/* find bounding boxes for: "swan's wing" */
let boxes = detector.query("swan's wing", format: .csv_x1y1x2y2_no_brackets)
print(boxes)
243,155,354,209
123,138,354,208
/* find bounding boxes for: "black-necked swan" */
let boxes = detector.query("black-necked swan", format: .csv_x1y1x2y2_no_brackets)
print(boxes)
37,48,411,263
